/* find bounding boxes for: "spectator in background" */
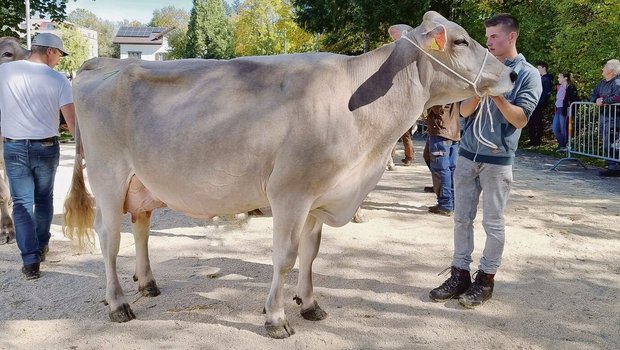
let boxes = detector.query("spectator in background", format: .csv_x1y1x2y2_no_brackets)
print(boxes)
528,62,553,146
390,126,415,167
552,72,579,152
425,103,460,216
590,59,620,177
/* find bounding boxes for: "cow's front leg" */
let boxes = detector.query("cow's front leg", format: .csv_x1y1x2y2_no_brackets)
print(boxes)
96,207,135,322
294,215,327,321
0,180,15,244
264,201,310,338
131,211,160,297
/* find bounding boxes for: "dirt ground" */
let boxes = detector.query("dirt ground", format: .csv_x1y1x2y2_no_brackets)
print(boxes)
0,138,618,350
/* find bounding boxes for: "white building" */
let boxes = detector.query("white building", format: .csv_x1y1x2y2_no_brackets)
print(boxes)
20,19,98,59
113,27,172,61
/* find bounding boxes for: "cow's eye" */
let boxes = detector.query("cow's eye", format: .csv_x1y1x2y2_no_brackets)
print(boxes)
454,39,469,47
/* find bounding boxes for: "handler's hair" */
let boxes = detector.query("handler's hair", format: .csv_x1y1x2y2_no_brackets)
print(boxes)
30,45,48,55
607,59,620,75
485,13,519,34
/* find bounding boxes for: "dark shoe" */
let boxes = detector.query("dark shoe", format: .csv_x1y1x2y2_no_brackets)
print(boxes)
599,169,620,177
401,158,413,166
21,263,41,280
429,205,452,216
423,186,435,193
429,266,471,301
40,246,49,262
459,270,494,308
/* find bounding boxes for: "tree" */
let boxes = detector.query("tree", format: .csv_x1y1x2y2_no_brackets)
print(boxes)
185,0,235,59
233,0,317,56
291,0,466,54
68,8,118,58
57,24,89,78
1,0,76,37
549,0,620,95
148,6,191,60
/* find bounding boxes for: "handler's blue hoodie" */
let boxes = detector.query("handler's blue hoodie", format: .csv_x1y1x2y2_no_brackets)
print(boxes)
459,54,542,165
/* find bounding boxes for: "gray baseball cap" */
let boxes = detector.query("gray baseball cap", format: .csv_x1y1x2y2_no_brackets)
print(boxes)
32,33,69,56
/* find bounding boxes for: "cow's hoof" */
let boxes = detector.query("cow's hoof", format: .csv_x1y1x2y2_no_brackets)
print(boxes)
138,281,161,297
352,211,365,223
300,301,327,321
109,304,136,323
0,233,6,245
265,320,295,339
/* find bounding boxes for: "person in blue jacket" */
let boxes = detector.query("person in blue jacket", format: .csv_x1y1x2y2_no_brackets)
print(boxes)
429,13,542,309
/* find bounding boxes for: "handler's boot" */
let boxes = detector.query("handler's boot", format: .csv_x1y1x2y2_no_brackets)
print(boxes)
459,270,494,308
429,266,471,301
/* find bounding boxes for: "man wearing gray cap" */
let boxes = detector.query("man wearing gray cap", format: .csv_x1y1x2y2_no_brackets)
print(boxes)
0,32,75,280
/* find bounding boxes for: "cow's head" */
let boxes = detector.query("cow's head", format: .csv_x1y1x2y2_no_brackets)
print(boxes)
349,11,514,111
0,37,30,65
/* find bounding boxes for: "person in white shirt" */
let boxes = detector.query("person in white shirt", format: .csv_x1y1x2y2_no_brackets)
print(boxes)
0,33,76,279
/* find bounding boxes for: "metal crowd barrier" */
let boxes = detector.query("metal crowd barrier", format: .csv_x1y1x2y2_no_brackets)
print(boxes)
552,102,620,170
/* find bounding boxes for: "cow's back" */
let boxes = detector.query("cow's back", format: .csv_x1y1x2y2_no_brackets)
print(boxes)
73,55,361,217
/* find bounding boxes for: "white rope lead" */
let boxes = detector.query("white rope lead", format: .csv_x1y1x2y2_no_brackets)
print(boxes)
400,30,498,149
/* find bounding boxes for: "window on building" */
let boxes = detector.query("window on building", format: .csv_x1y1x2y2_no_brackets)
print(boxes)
127,51,142,59
155,52,166,61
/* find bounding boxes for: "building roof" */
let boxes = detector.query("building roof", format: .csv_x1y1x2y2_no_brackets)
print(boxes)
113,26,173,45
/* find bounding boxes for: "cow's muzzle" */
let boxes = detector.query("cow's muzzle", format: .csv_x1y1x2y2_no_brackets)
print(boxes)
510,71,518,83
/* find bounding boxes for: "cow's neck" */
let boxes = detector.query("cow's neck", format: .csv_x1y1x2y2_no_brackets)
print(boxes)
347,42,431,151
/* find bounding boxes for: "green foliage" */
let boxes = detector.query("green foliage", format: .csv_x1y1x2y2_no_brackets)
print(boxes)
233,0,318,56
148,6,190,60
548,0,620,96
292,0,620,98
1,0,75,37
68,8,118,58
185,0,234,59
56,24,89,78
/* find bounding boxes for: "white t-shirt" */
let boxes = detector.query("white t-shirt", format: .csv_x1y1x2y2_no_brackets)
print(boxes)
0,60,73,139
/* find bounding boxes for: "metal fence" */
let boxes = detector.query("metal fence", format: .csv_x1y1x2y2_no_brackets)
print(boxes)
552,102,620,170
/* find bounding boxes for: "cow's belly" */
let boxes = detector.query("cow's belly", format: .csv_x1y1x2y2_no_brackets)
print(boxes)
127,167,270,218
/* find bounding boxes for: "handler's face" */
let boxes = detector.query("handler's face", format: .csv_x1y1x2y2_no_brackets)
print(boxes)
485,25,513,60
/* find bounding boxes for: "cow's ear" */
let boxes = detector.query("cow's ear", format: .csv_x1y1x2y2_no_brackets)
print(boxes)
348,39,417,111
388,24,414,40
423,24,447,51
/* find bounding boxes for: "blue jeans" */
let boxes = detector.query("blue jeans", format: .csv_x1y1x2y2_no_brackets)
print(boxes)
552,109,568,148
3,139,59,265
428,136,459,211
451,156,513,274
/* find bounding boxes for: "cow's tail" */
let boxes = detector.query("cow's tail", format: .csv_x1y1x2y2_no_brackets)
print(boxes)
62,120,96,248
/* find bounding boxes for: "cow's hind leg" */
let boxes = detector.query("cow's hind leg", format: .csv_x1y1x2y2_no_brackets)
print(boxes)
263,200,312,338
96,201,135,322
294,215,327,321
131,211,160,297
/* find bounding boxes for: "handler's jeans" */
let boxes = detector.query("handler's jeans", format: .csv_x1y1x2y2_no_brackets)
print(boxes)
428,136,459,211
3,138,59,265
451,156,512,274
